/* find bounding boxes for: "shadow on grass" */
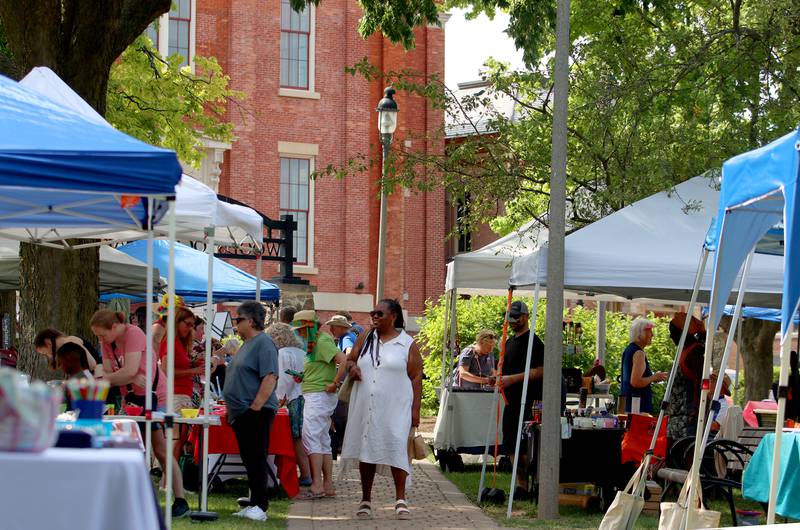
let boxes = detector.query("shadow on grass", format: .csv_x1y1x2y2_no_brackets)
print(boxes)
157,477,290,529
442,463,765,529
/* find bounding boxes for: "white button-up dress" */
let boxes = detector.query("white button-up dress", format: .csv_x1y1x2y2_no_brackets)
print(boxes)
341,330,414,476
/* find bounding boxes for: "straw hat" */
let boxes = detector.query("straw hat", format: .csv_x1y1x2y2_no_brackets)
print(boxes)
291,309,317,328
325,315,352,329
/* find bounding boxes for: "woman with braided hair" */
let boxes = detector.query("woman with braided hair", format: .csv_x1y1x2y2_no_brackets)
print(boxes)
340,299,423,521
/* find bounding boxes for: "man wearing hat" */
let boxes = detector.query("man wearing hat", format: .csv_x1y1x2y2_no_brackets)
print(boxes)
326,315,357,355
293,310,348,498
709,371,733,431
497,300,545,497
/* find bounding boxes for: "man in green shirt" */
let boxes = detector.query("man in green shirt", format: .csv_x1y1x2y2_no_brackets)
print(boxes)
293,310,347,498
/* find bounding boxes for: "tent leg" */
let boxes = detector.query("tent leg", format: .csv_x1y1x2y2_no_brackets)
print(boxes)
507,280,542,519
164,201,177,530
734,310,742,405
767,325,794,524
596,301,606,364
192,227,217,520
686,250,753,530
144,200,155,470
440,290,452,389
255,254,262,302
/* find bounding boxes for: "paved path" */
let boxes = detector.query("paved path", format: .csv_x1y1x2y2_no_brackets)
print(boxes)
287,459,500,529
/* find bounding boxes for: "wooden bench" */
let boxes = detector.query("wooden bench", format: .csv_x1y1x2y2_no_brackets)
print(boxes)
729,426,773,473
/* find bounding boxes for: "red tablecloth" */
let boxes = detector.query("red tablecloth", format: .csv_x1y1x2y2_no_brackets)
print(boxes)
742,400,778,427
189,408,299,498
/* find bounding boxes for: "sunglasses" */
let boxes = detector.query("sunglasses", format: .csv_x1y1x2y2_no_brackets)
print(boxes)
369,310,385,318
232,316,247,324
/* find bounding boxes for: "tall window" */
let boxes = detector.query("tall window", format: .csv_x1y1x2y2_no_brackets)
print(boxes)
169,0,191,67
280,157,311,264
280,0,310,89
145,22,159,48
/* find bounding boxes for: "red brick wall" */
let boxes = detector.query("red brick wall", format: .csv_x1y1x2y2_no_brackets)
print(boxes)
196,0,445,318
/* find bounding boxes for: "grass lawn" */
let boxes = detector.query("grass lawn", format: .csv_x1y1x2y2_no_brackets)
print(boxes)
442,463,766,529
157,478,289,529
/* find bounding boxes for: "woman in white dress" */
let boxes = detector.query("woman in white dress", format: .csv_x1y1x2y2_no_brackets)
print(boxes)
340,299,423,520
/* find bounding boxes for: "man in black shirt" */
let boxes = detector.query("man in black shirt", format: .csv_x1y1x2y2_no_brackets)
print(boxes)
499,301,544,495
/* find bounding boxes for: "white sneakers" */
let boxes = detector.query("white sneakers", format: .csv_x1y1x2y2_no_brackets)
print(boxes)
233,505,268,521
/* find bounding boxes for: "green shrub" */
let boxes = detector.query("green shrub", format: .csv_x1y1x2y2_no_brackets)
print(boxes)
417,295,679,413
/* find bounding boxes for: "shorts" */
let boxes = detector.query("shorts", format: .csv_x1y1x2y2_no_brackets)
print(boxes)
502,404,531,456
286,395,305,439
302,391,338,455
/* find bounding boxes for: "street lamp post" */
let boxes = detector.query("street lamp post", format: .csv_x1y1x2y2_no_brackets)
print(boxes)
375,86,398,302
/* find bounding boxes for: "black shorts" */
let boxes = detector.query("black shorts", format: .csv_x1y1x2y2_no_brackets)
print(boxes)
502,404,532,455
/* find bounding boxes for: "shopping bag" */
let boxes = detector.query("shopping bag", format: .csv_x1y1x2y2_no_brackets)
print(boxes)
337,375,355,403
621,414,667,465
598,460,646,530
407,430,429,461
658,475,720,530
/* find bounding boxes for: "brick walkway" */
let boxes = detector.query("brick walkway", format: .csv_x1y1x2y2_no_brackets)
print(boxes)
287,459,500,529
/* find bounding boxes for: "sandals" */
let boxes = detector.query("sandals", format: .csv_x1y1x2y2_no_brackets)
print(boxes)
395,499,411,520
296,490,325,501
356,501,372,519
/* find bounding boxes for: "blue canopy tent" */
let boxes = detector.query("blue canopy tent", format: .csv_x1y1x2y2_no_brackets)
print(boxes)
0,72,185,525
111,240,279,303
681,128,800,526
0,73,181,237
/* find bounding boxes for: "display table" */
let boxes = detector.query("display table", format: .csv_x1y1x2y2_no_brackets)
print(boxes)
0,448,162,530
527,425,626,506
188,408,298,498
433,388,505,452
742,431,800,520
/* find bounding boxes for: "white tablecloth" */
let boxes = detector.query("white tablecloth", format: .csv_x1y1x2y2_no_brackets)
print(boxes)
433,389,505,450
0,448,162,530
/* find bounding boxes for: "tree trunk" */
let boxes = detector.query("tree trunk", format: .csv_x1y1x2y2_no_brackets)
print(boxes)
0,0,170,377
740,318,780,402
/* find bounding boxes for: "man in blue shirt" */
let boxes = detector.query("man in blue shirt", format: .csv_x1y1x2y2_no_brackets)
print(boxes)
326,315,357,353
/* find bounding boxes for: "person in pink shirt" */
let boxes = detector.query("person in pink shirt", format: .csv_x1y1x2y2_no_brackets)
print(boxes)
90,309,190,519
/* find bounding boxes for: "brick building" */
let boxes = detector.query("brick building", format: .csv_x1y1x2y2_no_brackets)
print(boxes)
149,0,447,329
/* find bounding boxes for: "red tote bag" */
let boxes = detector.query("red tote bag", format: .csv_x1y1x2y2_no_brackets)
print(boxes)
621,414,667,465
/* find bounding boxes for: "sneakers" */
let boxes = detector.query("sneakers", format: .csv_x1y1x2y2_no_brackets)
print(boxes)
171,497,190,518
233,506,267,521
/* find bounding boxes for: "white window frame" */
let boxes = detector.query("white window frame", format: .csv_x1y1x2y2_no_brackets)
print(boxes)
279,4,319,99
156,1,196,72
278,141,318,274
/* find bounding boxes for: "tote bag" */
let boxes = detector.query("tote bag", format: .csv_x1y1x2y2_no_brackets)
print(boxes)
598,461,646,530
658,475,720,530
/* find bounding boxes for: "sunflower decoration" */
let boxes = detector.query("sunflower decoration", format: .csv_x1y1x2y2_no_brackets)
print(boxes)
155,293,185,318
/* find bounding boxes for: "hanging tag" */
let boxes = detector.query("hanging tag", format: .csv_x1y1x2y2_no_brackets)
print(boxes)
120,195,141,208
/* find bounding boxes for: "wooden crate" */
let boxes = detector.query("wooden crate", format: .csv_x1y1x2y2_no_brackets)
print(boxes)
643,481,662,516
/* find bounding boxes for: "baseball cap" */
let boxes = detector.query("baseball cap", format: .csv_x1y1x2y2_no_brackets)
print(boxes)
507,301,529,323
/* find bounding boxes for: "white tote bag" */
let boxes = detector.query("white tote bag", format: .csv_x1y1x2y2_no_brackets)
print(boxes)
598,461,646,530
659,474,720,530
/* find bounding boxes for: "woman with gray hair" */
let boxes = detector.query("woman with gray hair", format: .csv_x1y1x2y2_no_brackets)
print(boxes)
620,317,668,414
267,322,312,486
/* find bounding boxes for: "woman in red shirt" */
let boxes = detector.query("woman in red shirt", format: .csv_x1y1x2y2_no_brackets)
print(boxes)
160,306,204,459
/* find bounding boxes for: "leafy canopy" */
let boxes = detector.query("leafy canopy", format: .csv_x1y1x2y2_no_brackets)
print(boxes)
106,35,242,167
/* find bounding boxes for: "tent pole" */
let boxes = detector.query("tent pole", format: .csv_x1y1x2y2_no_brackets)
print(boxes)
734,309,743,405
686,250,753,530
440,289,452,389
767,322,794,524
642,249,710,508
200,227,215,516
165,201,177,530
144,199,155,469
448,290,458,390
255,250,262,302
507,277,542,518
596,301,606,364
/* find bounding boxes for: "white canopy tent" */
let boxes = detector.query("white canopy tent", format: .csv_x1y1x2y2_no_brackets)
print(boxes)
509,175,784,306
445,219,547,294
0,242,164,294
